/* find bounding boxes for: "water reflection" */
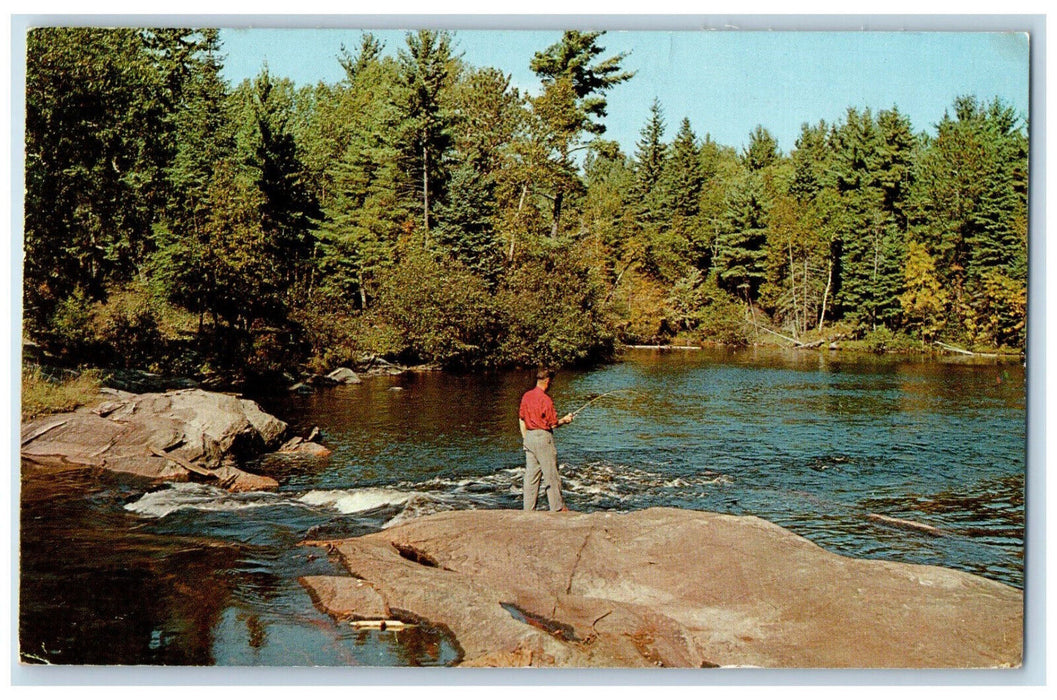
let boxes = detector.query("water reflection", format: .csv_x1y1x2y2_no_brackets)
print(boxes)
19,468,241,664
21,347,1025,666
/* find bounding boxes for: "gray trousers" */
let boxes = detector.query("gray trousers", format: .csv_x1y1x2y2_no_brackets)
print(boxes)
523,429,565,511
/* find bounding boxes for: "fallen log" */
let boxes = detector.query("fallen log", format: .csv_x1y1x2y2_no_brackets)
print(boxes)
149,445,216,478
867,513,944,537
623,344,701,350
20,418,70,447
349,620,416,631
934,341,1001,358
756,327,845,350
757,326,801,346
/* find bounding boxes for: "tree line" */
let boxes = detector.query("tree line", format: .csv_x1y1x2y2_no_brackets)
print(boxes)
24,27,1028,382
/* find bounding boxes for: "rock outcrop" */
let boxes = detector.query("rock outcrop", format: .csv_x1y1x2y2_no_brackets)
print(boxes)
301,507,1023,669
21,388,287,491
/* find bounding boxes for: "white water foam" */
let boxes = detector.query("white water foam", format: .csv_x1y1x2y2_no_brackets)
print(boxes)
382,493,458,529
297,487,416,515
396,461,731,508
398,468,521,496
296,487,457,528
124,482,291,518
125,462,731,522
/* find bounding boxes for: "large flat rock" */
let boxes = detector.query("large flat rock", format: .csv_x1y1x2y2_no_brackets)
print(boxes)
302,507,1022,668
21,388,285,491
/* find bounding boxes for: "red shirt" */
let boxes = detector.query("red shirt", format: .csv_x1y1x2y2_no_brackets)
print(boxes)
519,386,558,431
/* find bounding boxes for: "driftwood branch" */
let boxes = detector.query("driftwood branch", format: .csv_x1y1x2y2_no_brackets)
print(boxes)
149,446,215,478
934,341,1001,358
758,327,846,349
757,326,801,346
624,344,700,350
867,513,944,537
21,418,70,446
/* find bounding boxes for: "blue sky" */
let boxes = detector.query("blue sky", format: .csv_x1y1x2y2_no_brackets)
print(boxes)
218,28,1029,155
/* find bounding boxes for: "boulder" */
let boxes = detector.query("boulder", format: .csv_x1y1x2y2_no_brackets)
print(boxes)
302,508,1023,669
325,367,362,385
21,388,284,489
278,436,333,457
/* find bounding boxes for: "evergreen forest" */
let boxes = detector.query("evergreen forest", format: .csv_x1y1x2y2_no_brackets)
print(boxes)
24,28,1029,383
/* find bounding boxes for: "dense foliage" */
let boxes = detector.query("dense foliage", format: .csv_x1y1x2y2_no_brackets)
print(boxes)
24,28,1029,380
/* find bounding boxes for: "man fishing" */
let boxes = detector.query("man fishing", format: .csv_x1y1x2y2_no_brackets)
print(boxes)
519,367,574,512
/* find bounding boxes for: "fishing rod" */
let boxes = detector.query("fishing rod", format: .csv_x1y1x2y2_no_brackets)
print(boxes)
569,389,640,418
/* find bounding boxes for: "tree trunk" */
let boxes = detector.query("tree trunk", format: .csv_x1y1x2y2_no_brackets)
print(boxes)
818,258,832,333
788,239,800,340
803,254,810,337
550,189,564,239
872,224,880,332
744,287,759,342
509,183,527,262
422,141,430,244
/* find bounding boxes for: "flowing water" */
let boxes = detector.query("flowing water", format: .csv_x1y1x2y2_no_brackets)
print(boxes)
18,347,1027,666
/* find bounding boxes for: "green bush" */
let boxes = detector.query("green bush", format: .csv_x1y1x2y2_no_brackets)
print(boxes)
293,299,362,374
93,287,164,369
42,282,184,370
858,326,918,354
373,246,499,368
493,249,615,367
297,244,618,372
683,273,750,346
21,366,103,420
48,288,97,360
293,296,404,373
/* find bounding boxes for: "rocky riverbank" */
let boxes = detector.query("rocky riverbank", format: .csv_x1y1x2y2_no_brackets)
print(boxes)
20,387,327,491
301,507,1023,668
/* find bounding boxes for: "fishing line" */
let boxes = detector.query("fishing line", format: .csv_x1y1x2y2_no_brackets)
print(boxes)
569,389,641,417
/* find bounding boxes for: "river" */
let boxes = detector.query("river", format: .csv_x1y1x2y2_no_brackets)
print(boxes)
18,348,1026,666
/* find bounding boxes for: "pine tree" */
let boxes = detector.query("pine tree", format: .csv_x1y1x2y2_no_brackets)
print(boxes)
714,172,770,299
664,117,705,220
875,107,917,231
742,125,780,171
339,32,385,82
434,161,502,280
434,67,522,281
150,30,235,331
529,31,634,237
828,108,908,331
316,55,407,309
789,120,830,203
25,28,170,327
907,95,1027,346
632,98,669,225
248,70,322,293
529,30,633,135
966,99,1028,281
395,30,458,241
